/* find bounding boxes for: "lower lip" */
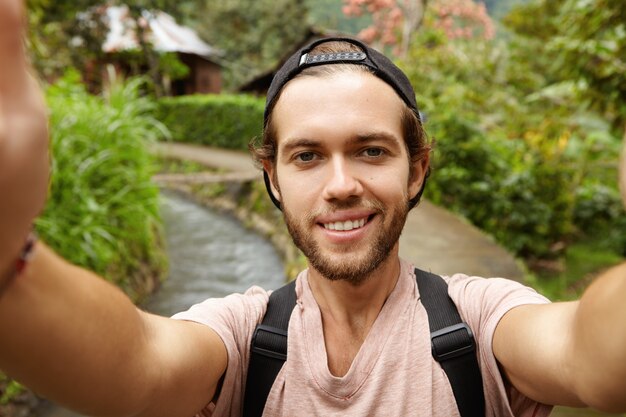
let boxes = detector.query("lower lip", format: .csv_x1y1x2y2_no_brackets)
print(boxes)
318,217,374,244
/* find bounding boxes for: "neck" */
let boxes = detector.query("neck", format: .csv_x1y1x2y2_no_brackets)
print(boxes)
307,245,402,329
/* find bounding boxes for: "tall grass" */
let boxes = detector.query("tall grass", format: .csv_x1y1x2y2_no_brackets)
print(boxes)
37,71,168,298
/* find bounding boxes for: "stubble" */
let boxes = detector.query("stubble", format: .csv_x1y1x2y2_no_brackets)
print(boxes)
283,197,409,285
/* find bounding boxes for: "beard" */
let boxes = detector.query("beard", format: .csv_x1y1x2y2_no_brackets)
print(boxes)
283,196,409,286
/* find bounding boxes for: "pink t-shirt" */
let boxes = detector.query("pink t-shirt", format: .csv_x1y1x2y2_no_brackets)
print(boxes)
173,259,553,416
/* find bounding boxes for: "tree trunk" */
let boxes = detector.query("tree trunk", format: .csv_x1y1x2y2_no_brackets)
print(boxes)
399,0,428,57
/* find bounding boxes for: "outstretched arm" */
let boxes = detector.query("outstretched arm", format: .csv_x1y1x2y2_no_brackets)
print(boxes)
0,244,227,417
493,262,626,413
0,2,226,416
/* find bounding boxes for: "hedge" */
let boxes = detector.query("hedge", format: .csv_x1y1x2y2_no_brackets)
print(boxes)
157,94,265,150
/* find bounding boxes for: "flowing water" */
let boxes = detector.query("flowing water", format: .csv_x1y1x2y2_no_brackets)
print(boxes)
142,192,286,316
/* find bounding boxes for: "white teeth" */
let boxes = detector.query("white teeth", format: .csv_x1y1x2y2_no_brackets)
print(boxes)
323,217,368,231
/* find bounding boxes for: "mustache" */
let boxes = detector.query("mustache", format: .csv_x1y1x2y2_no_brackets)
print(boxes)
304,198,386,223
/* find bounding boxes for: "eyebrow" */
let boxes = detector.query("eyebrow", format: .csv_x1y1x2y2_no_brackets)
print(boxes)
280,138,322,158
352,131,402,147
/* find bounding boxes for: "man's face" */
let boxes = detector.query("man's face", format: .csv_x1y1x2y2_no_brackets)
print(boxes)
265,71,427,284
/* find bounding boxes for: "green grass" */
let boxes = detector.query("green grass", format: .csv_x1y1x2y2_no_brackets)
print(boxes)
38,71,168,299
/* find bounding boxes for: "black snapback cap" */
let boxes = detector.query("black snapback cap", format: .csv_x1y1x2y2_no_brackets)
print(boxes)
262,36,427,210
264,37,420,124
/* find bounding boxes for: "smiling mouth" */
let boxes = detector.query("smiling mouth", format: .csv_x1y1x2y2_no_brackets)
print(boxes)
322,215,373,231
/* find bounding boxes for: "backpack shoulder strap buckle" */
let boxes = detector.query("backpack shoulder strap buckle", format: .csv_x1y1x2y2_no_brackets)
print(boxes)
251,324,289,361
431,322,476,362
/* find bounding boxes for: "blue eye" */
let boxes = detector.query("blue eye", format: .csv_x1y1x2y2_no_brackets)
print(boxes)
296,152,316,162
364,148,383,157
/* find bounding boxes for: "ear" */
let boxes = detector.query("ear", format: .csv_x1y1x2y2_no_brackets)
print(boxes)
262,160,281,203
408,154,430,201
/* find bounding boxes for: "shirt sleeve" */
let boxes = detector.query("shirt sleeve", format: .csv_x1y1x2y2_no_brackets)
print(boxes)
446,274,553,417
172,286,270,417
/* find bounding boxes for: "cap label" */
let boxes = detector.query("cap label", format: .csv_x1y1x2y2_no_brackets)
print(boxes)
299,51,366,66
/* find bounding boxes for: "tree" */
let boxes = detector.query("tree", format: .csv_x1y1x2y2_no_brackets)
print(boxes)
26,0,104,79
506,0,626,207
480,0,529,18
194,0,310,90
342,0,495,56
306,0,372,35
391,3,625,258
26,0,192,91
342,0,428,56
551,0,626,207
430,0,494,41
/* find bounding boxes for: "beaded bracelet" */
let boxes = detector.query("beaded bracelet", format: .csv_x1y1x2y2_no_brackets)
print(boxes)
0,232,38,299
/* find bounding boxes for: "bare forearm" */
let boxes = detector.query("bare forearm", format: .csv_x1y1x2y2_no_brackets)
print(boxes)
0,243,159,416
572,262,626,412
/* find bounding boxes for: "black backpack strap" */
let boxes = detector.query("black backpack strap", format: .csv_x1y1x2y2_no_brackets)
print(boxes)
415,268,485,417
243,280,297,417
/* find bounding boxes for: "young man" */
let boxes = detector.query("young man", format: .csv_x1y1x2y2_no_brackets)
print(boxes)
1,2,625,416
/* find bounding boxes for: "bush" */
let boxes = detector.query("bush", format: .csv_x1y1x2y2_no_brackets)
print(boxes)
37,71,168,298
156,94,265,150
426,106,577,258
399,27,623,259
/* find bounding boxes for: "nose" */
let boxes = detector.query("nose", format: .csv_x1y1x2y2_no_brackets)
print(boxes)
321,156,363,201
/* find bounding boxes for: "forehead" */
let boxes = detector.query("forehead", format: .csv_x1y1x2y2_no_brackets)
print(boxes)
271,71,405,147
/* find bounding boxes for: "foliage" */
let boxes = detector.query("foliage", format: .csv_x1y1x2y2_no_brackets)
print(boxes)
192,0,310,90
398,18,624,258
342,0,494,55
306,0,372,35
343,0,413,45
37,71,168,298
158,52,190,81
0,374,23,405
505,0,626,128
430,0,494,40
26,0,105,79
156,94,265,150
480,0,529,18
505,0,626,223
31,0,487,89
26,0,192,94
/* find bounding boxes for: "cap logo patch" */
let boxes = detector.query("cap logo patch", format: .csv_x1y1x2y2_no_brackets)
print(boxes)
299,51,366,66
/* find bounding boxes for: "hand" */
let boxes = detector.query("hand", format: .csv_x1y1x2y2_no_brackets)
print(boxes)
0,0,50,271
